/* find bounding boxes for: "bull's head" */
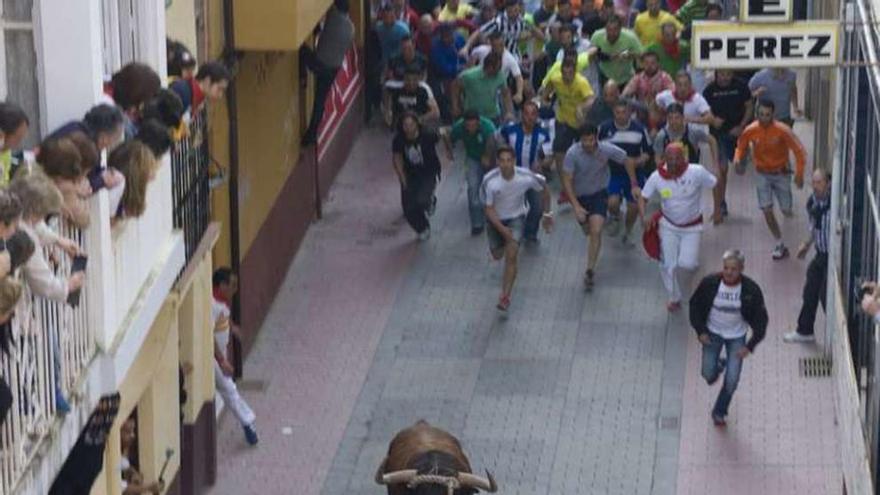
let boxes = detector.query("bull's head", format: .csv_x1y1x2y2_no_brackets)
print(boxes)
375,465,497,495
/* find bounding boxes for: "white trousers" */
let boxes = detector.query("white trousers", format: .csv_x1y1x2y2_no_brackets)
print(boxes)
213,330,255,427
215,363,256,427
659,222,702,302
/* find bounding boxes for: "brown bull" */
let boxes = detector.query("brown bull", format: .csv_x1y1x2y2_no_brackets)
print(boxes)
375,420,497,495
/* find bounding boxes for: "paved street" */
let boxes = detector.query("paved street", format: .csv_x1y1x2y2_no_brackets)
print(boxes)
209,120,839,494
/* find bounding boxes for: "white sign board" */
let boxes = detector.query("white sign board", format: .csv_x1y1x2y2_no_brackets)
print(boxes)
741,0,792,23
691,21,839,69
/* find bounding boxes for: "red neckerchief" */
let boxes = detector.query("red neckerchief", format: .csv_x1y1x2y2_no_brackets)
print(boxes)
657,159,688,180
662,38,681,59
191,78,206,111
673,88,694,104
213,288,230,309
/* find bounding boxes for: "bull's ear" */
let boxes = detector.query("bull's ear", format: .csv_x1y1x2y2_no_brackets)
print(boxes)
374,457,389,484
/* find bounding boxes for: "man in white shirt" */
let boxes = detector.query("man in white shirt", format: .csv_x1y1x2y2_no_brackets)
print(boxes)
655,71,714,134
480,145,553,311
470,31,525,103
638,142,719,311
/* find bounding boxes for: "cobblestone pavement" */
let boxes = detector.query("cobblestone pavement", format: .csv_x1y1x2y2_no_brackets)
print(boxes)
209,121,839,494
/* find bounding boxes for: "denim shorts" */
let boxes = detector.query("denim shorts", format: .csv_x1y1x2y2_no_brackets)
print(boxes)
755,171,793,212
553,122,578,153
487,216,525,252
576,190,609,219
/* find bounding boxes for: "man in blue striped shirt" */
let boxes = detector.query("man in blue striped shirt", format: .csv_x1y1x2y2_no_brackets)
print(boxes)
498,101,553,241
785,169,832,343
597,100,652,245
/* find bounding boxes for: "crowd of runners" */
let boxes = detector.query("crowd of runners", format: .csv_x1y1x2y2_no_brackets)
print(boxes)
367,0,829,426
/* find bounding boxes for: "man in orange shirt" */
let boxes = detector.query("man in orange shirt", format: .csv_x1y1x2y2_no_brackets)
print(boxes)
733,99,807,260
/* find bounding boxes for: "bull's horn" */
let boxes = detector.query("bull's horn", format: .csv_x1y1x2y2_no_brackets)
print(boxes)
378,469,419,485
458,470,498,492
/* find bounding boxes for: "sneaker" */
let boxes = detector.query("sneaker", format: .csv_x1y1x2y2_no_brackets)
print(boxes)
720,200,729,217
783,331,816,343
711,413,727,427
584,269,594,292
418,228,431,242
772,244,789,260
621,233,635,248
496,295,511,311
243,424,259,446
55,391,71,415
471,226,484,236
606,216,622,237
427,196,437,217
557,192,570,205
666,301,682,312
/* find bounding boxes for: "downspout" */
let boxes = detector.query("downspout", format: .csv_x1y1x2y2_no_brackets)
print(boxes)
222,0,243,376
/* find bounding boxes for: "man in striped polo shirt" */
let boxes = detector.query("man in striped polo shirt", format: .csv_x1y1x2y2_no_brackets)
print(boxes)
461,0,544,63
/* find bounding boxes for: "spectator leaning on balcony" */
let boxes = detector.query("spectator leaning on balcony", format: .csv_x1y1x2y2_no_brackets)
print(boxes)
0,276,23,426
0,102,30,186
108,140,158,221
141,88,185,144
166,38,197,81
11,168,85,414
0,189,22,278
169,61,230,117
105,63,162,139
37,137,92,229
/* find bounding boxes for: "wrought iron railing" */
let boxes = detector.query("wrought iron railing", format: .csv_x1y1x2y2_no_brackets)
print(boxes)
171,107,212,268
0,218,93,494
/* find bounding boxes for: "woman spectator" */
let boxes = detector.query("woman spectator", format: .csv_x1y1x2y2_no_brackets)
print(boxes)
141,89,185,142
11,168,84,413
37,137,91,229
49,104,126,196
108,141,158,221
0,103,30,186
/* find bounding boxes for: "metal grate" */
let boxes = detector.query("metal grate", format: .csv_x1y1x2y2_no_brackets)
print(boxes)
799,357,833,378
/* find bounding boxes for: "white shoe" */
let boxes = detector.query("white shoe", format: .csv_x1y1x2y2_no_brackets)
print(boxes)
418,228,431,241
783,331,815,343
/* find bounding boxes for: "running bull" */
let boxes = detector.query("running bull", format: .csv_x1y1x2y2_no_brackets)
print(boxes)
375,420,498,495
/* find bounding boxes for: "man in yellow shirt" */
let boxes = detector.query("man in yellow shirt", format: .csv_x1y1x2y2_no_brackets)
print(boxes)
634,0,683,46
541,58,595,202
438,0,475,22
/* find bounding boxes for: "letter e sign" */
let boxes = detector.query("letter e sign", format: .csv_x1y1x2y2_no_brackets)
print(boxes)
742,0,792,22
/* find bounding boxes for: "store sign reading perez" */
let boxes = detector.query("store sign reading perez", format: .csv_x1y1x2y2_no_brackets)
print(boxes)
691,0,839,69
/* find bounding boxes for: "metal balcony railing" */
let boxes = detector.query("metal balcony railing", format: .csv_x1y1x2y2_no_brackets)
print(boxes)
171,107,211,269
0,218,93,495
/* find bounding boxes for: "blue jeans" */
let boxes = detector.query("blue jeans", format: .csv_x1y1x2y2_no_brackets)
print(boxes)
524,189,542,240
465,157,486,230
701,333,746,418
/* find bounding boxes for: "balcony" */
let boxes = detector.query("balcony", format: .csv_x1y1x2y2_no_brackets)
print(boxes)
232,0,333,50
0,110,216,493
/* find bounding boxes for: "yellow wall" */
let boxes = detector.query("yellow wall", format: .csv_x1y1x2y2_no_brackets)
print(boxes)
90,298,181,495
235,52,303,254
165,0,198,55
233,0,333,50
178,247,216,423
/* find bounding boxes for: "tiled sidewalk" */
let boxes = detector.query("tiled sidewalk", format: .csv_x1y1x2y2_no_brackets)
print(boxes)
209,120,838,494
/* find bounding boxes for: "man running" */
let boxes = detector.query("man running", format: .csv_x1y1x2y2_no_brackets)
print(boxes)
689,249,768,427
733,99,807,260
597,100,652,244
561,123,631,290
498,100,553,241
481,146,554,311
441,110,497,235
639,143,718,311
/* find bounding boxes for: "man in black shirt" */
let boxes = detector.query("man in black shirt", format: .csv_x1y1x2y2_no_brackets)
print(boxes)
386,35,428,82
392,112,442,240
703,69,753,217
384,68,440,127
580,0,613,38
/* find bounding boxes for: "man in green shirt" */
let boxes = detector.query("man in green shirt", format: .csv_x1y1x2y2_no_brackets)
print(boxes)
589,15,643,89
441,110,497,234
450,52,513,124
646,22,690,77
676,0,710,31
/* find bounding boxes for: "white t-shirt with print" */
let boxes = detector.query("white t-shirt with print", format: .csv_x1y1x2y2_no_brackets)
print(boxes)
642,164,717,231
655,90,712,134
708,282,748,339
471,45,522,78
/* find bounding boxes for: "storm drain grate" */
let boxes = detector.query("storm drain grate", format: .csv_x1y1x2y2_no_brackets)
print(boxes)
799,357,832,378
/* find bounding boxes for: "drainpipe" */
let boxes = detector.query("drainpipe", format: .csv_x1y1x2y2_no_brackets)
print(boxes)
222,0,243,377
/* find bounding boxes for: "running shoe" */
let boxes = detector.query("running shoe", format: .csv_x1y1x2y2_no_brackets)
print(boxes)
428,195,437,216
711,413,727,427
496,295,511,311
418,228,431,241
557,191,569,205
666,301,682,312
606,216,622,237
584,269,594,291
772,244,789,260
783,331,816,343
720,200,729,217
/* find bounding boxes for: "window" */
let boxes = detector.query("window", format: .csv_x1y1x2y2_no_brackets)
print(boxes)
100,0,141,81
0,0,41,147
